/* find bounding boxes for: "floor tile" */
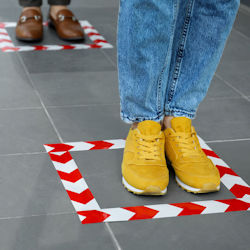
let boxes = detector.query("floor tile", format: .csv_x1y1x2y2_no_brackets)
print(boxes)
0,109,59,154
216,60,250,96
241,0,250,8
19,49,115,74
71,0,119,8
193,98,250,141
219,28,250,64
0,154,74,218
71,149,234,209
31,71,119,106
71,7,119,27
205,75,240,100
47,105,129,142
0,53,41,108
109,212,250,250
234,7,250,38
0,214,116,250
0,7,20,21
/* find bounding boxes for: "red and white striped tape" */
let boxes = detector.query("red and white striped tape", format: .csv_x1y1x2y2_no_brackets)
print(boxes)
44,137,250,224
0,20,113,52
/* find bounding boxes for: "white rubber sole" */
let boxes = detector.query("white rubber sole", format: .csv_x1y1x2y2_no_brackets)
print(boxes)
122,177,167,196
176,176,220,193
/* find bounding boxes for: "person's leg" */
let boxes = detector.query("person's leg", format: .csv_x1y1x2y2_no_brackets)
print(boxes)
164,0,240,119
118,0,178,124
163,0,240,193
118,0,179,195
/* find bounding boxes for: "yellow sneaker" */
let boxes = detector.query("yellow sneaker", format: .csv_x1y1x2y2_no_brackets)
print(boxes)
164,117,220,193
122,120,169,195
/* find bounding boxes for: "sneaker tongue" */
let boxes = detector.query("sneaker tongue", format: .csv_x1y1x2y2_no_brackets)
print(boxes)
137,121,161,135
171,117,191,133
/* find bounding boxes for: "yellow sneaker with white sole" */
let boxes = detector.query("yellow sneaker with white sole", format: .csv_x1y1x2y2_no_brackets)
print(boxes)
122,120,169,195
164,117,220,193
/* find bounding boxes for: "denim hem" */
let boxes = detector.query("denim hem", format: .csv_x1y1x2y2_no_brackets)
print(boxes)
120,112,165,124
165,109,195,119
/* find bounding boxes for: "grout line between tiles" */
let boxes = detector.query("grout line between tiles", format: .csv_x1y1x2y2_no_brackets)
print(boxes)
239,4,250,14
215,73,250,102
206,138,250,143
47,103,120,109
16,52,64,143
0,151,47,157
0,106,43,111
101,49,117,68
233,27,250,41
0,212,76,221
105,223,123,250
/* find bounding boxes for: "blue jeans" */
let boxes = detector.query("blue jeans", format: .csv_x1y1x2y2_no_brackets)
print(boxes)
118,0,239,123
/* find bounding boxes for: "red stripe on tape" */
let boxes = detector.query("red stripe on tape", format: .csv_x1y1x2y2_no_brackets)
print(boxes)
45,143,74,152
217,199,250,212
83,26,94,29
87,32,101,36
67,189,94,204
0,32,8,35
57,169,82,183
172,202,206,216
0,39,12,43
123,206,159,220
33,45,48,51
230,184,250,198
78,210,110,224
216,165,238,178
1,47,19,52
89,44,102,48
202,149,220,158
61,45,76,50
93,39,108,44
0,23,5,28
49,151,72,164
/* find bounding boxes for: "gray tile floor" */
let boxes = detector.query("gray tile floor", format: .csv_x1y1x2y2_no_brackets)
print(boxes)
0,1,249,250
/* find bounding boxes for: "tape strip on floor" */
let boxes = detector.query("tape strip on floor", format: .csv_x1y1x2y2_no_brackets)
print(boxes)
44,137,250,224
0,20,113,52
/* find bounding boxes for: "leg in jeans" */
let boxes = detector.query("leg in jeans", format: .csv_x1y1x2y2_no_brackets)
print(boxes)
118,0,178,124
118,0,177,195
118,0,239,195
164,0,240,119
118,0,239,122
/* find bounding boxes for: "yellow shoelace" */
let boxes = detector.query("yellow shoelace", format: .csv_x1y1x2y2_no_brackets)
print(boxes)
135,133,163,161
171,131,205,161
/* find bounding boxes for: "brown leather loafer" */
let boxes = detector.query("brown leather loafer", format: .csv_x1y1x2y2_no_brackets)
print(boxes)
16,9,43,42
48,9,84,41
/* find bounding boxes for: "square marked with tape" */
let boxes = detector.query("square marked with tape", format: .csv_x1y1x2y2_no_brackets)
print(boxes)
44,136,250,224
0,20,113,52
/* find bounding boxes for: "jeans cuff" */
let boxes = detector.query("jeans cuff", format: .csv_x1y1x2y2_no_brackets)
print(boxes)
165,108,196,119
120,112,164,124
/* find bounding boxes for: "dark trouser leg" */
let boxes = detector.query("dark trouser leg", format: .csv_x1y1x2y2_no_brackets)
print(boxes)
18,0,70,6
19,0,42,6
48,0,70,5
